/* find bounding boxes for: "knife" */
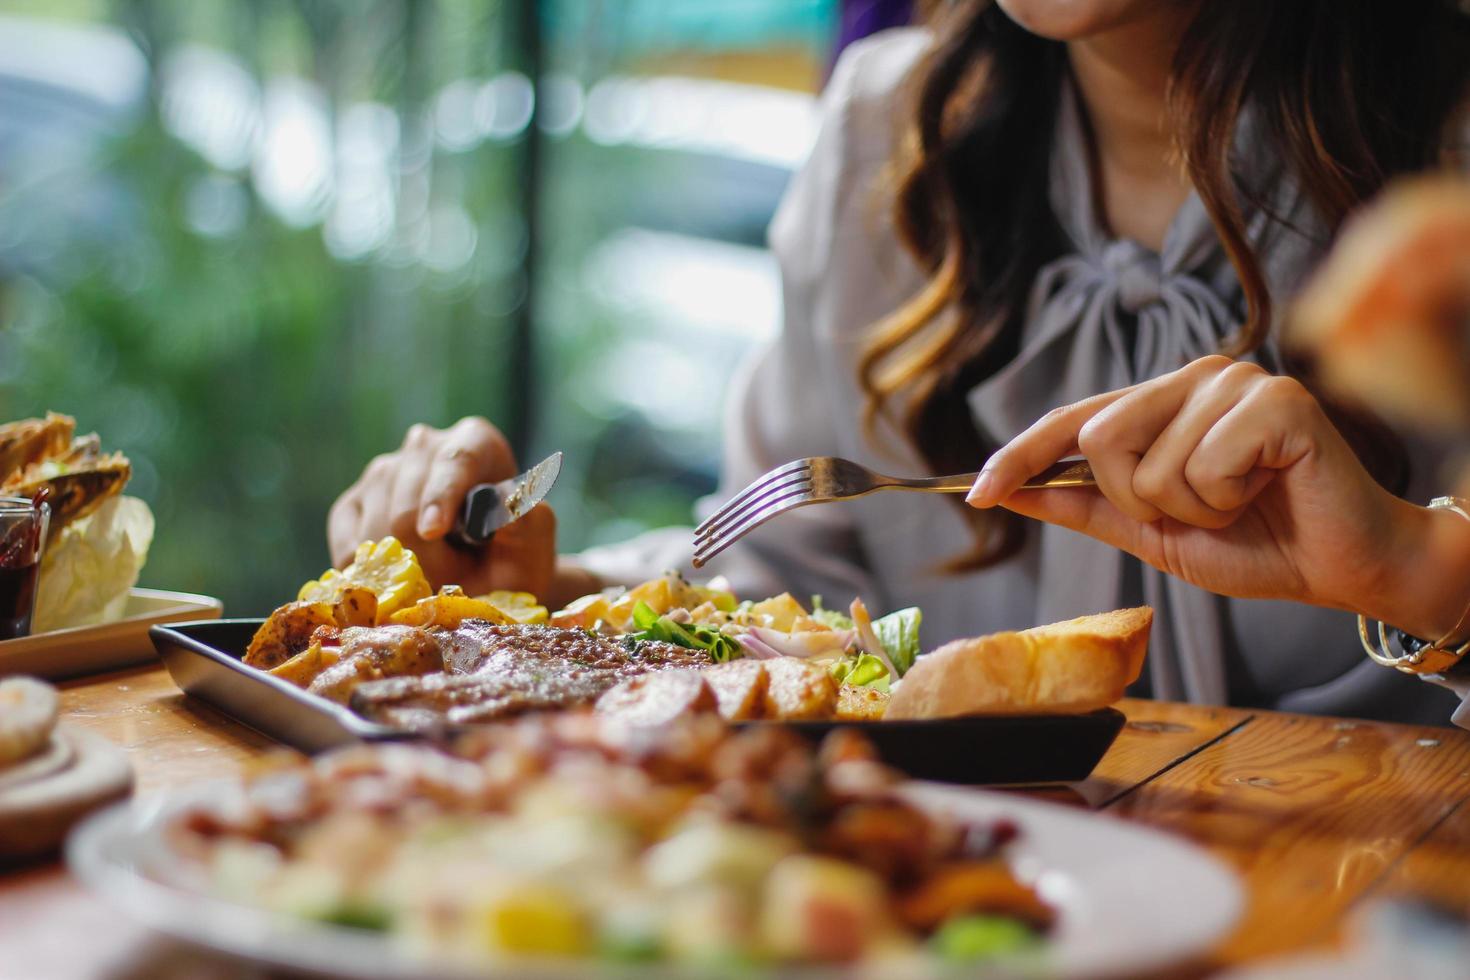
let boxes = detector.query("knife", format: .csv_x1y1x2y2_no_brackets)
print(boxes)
447,451,563,548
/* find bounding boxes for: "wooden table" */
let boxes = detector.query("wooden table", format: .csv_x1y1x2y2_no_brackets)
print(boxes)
3,666,1469,979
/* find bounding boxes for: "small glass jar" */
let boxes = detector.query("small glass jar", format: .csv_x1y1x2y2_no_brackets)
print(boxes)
0,495,51,640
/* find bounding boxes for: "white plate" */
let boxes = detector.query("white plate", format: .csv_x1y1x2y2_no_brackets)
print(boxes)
0,588,222,680
66,780,1242,980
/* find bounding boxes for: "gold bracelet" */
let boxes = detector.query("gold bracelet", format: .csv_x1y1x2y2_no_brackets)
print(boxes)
1359,496,1470,675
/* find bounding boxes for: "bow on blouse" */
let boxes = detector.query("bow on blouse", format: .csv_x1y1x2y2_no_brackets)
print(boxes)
965,83,1317,705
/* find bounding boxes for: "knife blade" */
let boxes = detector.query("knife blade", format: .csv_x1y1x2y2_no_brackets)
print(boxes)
447,451,562,547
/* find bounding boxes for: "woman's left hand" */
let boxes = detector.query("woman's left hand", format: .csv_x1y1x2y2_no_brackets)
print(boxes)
967,355,1469,639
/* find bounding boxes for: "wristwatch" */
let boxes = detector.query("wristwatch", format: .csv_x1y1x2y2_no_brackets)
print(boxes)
1363,621,1470,675
1359,496,1470,676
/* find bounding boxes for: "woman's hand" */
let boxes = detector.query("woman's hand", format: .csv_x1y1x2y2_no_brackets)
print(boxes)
328,417,558,600
967,355,1470,640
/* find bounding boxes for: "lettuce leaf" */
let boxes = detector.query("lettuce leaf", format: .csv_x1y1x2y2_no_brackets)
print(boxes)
872,606,922,677
33,495,154,633
809,595,854,631
828,652,891,691
626,601,741,662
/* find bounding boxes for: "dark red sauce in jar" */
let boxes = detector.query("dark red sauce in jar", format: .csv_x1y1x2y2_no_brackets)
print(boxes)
0,563,40,639
0,491,49,640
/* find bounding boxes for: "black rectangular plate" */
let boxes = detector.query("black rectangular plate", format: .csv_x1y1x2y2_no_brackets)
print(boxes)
152,619,1126,783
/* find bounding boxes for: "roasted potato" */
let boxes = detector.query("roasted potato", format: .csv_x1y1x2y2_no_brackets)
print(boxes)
600,577,675,632
389,587,514,629
742,593,807,632
549,592,610,630
332,587,378,627
477,590,549,625
298,536,431,623
244,601,339,669
266,642,343,688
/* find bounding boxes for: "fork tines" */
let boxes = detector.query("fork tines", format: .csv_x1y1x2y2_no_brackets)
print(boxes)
692,459,814,567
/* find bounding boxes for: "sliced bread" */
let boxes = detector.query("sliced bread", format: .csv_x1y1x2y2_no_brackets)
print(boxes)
884,607,1152,719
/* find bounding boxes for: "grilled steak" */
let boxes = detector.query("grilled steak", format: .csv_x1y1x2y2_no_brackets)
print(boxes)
350,624,711,728
440,622,709,674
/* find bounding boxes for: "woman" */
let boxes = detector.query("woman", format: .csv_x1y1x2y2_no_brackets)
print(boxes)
328,1,1470,723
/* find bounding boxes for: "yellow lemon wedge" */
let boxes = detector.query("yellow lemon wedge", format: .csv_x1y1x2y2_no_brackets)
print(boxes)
477,590,548,625
298,537,431,624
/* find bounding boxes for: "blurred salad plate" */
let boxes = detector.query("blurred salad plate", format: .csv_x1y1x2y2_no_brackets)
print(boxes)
67,713,1243,979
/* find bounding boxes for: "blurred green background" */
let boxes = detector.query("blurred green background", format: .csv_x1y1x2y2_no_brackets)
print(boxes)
0,0,838,613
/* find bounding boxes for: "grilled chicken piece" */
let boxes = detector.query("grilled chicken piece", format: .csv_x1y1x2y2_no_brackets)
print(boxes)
595,671,717,727
267,642,343,688
761,659,839,721
355,663,625,728
835,684,888,722
0,413,74,483
308,625,444,703
702,659,769,721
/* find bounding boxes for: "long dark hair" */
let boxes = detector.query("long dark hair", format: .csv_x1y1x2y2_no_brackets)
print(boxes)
858,1,1470,568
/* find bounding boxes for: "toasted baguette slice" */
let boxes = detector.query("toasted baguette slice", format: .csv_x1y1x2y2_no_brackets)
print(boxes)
884,607,1152,719
3,450,131,532
0,413,74,484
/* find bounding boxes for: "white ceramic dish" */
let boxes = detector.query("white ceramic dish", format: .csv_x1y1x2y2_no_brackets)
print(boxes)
0,588,223,680
67,779,1243,979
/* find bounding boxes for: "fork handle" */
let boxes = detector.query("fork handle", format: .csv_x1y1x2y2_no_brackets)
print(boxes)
892,473,981,492
893,457,1095,493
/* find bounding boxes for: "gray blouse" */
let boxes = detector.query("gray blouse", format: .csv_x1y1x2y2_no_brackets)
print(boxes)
579,28,1462,725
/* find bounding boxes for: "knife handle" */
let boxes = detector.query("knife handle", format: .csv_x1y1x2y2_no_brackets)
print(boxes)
446,483,498,550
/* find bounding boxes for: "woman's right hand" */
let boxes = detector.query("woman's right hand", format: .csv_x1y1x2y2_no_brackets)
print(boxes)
327,417,558,599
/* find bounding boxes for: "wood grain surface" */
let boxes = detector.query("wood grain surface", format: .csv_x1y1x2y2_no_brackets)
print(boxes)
1376,792,1470,914
2,668,1469,980
58,666,279,793
1107,710,1470,969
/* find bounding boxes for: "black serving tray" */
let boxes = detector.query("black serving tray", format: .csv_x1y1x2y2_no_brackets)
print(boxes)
151,619,1126,783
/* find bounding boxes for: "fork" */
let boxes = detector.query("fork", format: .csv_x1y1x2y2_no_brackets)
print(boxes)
692,456,1095,567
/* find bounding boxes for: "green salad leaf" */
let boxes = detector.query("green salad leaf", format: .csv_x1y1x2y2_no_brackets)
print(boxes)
626,601,741,663
828,652,891,691
809,595,855,631
872,606,922,677
599,931,663,963
316,903,393,932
